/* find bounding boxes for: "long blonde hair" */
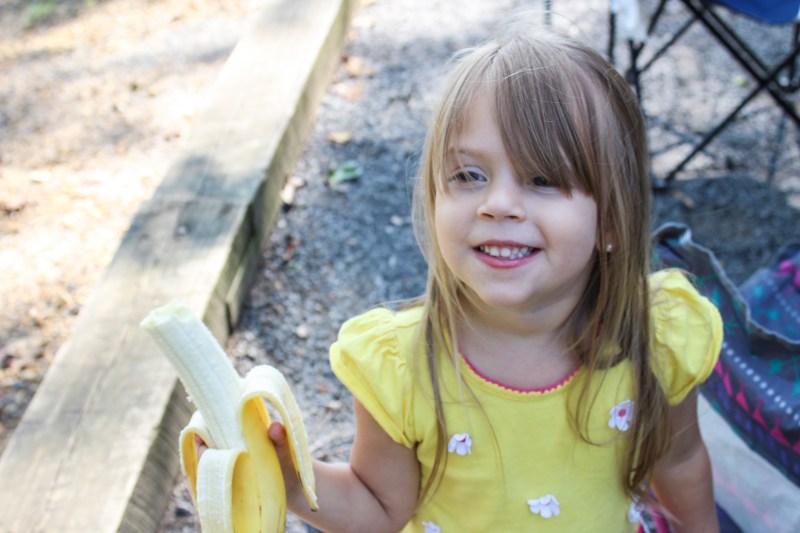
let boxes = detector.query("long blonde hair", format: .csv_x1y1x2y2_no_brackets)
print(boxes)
410,27,671,505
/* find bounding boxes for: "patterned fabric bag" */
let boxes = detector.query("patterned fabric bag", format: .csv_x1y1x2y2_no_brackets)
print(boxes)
653,223,800,487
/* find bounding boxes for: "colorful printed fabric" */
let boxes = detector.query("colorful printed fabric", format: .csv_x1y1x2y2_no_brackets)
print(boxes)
653,223,800,488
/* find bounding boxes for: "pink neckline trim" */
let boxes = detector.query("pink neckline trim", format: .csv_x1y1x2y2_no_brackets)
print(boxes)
461,353,580,393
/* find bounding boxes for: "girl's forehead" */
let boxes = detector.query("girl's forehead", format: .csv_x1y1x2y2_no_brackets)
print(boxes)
446,87,502,135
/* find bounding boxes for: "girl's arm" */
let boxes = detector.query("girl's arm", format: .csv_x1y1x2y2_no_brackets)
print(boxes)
651,389,719,533
275,399,419,533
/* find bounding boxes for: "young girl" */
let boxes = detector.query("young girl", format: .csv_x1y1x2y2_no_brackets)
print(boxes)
268,27,723,532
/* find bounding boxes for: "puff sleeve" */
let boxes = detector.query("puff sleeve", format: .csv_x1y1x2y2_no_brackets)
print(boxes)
650,269,724,405
329,307,416,447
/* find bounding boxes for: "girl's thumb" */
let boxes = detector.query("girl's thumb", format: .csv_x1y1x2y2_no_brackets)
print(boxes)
267,421,299,486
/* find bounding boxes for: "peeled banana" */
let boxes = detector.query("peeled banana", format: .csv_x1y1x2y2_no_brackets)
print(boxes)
140,300,318,533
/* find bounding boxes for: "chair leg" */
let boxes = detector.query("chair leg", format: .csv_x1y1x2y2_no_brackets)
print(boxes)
609,10,617,64
682,0,800,126
619,0,696,101
787,21,800,90
616,0,676,100
627,40,644,101
660,45,800,185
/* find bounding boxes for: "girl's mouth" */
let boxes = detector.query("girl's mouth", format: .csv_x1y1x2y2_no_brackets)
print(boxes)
477,244,536,260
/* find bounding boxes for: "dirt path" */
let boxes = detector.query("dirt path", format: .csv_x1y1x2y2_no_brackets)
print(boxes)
0,0,256,454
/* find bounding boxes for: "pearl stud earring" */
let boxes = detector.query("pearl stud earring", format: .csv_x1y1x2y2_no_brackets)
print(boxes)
606,243,614,252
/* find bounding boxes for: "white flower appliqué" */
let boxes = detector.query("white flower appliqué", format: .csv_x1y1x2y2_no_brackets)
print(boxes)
609,399,634,432
527,494,560,519
422,520,441,533
447,433,472,455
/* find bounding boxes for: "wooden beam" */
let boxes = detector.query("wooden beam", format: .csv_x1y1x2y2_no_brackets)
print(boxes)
0,0,355,531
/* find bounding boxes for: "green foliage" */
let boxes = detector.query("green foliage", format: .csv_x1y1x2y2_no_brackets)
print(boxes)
327,160,363,184
25,0,56,28
24,0,98,29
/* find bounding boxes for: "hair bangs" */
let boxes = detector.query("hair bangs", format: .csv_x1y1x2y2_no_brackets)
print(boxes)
491,48,579,191
429,49,498,194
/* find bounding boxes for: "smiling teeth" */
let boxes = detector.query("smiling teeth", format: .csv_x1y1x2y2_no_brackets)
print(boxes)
479,245,534,259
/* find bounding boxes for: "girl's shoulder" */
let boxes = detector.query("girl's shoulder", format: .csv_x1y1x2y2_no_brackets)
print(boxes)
648,269,724,404
648,268,721,331
329,305,425,447
328,304,424,389
333,305,424,355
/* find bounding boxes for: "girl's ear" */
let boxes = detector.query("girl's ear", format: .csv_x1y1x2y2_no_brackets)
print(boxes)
600,227,615,254
596,200,615,253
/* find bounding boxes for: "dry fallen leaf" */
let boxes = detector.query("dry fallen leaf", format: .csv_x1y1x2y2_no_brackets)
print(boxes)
282,234,301,261
351,15,375,29
29,170,51,184
0,197,27,216
343,56,375,78
671,190,696,209
280,176,306,206
326,131,353,144
332,80,365,101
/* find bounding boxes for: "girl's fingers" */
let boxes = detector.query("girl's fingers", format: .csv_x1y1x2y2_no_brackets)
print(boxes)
268,420,288,445
267,421,301,490
195,434,208,457
268,421,293,466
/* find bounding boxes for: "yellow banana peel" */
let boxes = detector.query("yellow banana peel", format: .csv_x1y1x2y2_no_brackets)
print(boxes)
141,300,318,533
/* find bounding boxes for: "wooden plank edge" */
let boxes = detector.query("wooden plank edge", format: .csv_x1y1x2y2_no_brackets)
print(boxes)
119,381,193,533
117,0,357,530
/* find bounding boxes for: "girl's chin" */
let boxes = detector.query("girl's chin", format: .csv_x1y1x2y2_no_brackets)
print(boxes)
464,292,533,313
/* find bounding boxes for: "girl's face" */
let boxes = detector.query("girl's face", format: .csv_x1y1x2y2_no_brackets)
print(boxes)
434,89,599,319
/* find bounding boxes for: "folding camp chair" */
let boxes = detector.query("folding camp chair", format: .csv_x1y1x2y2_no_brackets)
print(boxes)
609,0,800,187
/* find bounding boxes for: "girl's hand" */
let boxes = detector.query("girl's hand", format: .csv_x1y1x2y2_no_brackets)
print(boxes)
265,420,303,499
194,403,420,533
193,423,303,505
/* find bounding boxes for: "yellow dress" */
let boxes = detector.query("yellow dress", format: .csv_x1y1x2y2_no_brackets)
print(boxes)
330,270,723,532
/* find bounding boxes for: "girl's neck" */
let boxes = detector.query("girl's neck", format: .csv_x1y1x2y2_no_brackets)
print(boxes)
459,290,576,341
456,298,581,390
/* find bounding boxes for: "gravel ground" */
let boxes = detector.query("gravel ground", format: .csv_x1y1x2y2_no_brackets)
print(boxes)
155,0,800,531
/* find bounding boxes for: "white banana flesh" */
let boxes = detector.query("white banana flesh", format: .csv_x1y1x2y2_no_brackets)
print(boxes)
141,300,318,533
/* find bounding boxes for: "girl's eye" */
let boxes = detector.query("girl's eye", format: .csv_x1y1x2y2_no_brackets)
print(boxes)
450,170,486,183
529,175,555,188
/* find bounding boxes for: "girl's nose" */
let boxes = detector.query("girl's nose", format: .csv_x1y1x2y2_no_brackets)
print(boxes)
477,175,526,220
